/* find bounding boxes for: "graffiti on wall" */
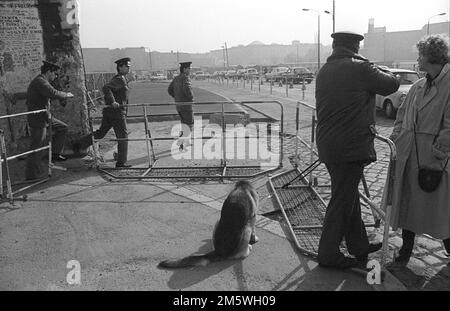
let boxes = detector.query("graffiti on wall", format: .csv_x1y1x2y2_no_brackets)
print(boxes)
0,0,44,93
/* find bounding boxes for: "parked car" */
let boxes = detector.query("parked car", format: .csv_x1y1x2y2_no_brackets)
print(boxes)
151,73,167,81
194,71,208,80
265,67,289,82
284,67,314,84
225,70,237,79
375,68,420,119
236,69,247,79
244,68,259,79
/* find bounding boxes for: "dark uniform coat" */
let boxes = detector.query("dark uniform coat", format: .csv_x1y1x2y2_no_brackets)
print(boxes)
168,73,194,126
74,74,130,165
168,73,194,103
103,74,129,111
26,74,67,128
315,47,400,164
25,74,68,179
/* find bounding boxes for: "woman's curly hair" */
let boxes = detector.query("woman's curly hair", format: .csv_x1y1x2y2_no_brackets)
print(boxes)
417,35,449,65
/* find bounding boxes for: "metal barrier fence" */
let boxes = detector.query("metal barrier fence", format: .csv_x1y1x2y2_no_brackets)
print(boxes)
84,72,116,101
94,100,285,179
208,75,309,100
0,109,54,204
268,100,397,279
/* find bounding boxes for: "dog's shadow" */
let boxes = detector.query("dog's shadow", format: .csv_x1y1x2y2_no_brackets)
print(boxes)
161,238,239,290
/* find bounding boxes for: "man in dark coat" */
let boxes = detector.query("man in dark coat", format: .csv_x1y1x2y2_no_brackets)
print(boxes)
315,31,400,269
25,61,74,180
168,61,194,125
72,57,132,168
168,61,194,150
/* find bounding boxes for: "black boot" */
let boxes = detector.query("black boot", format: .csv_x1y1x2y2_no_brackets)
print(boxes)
395,229,415,264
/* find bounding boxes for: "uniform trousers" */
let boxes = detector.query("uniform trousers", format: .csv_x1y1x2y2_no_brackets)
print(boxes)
76,107,128,165
176,104,194,130
25,118,67,180
317,161,370,266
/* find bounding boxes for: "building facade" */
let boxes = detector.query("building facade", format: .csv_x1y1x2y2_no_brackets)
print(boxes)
361,18,450,69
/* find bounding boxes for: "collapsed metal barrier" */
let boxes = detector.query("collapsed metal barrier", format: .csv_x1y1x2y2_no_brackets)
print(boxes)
94,100,284,179
269,100,396,281
0,109,56,204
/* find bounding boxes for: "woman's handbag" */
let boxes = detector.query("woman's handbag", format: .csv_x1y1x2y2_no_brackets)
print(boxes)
414,125,449,193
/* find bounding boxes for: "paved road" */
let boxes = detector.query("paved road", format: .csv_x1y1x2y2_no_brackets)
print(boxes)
125,81,251,120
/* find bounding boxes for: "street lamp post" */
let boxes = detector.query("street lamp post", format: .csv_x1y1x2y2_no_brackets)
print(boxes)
302,8,321,71
427,12,447,35
324,0,335,33
221,45,226,70
224,42,229,70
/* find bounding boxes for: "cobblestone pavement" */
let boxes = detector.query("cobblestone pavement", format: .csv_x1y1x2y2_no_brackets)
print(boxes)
194,79,450,291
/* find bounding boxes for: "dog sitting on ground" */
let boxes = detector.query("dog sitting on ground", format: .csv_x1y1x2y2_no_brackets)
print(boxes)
158,180,259,269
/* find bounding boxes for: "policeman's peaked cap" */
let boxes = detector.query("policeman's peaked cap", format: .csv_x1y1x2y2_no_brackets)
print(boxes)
42,60,61,72
331,31,364,43
115,57,131,66
179,61,192,69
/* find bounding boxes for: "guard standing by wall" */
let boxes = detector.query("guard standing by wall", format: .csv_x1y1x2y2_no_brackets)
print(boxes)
168,61,194,150
72,57,132,168
315,32,400,269
25,61,74,180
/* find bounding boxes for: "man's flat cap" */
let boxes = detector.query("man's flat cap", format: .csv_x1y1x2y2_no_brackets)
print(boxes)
331,31,364,42
115,57,131,66
179,61,192,69
42,60,61,71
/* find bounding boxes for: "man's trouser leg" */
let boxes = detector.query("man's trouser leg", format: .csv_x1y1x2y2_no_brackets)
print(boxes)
176,105,194,131
25,126,47,180
51,118,68,156
111,113,128,165
76,110,112,150
318,161,368,266
176,105,194,149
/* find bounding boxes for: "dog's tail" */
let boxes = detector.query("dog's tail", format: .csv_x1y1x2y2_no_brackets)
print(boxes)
158,251,220,269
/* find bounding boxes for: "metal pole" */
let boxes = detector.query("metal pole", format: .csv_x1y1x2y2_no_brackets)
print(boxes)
318,14,321,71
48,106,53,177
285,76,288,97
333,0,335,33
309,114,316,185
0,131,4,198
225,42,229,69
302,78,305,100
222,47,226,71
0,131,13,203
427,21,430,35
143,106,153,166
295,102,300,166
221,102,226,169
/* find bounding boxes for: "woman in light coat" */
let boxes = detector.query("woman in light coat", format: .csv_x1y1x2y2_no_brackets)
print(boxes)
388,35,450,264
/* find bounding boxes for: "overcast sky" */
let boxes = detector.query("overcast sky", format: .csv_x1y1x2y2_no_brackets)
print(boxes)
77,0,450,53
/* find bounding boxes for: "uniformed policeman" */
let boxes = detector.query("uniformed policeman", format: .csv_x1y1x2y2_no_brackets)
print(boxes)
25,60,74,180
315,31,400,269
72,57,132,168
168,61,194,150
